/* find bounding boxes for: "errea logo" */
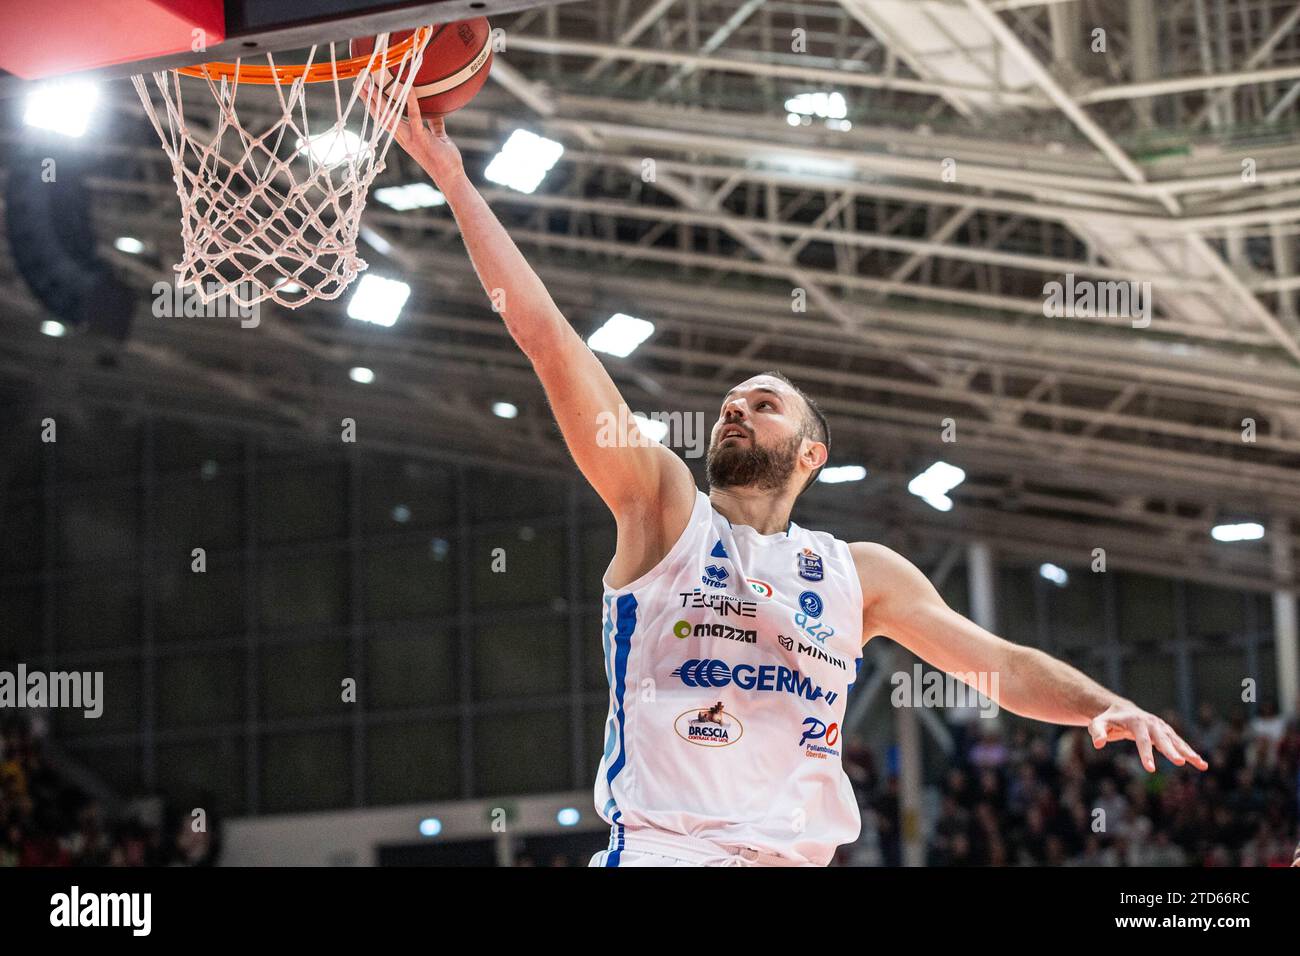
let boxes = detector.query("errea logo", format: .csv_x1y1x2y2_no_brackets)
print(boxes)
701,564,729,588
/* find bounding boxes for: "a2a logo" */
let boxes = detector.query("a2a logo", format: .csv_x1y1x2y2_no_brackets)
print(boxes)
793,611,835,645
793,590,836,645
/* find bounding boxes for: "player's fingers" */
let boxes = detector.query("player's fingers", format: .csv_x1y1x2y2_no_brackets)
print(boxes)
429,116,447,138
358,79,379,116
1087,715,1109,749
405,87,423,128
1167,729,1208,770
1134,723,1156,772
1151,726,1185,766
362,81,404,136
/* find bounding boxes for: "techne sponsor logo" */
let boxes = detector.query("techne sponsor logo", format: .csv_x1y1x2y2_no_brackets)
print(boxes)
675,701,743,747
799,717,841,759
676,589,757,618
673,620,757,643
670,659,839,706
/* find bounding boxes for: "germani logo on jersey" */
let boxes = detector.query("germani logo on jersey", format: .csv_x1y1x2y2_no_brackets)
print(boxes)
799,717,841,759
675,701,744,747
671,659,839,706
797,548,824,581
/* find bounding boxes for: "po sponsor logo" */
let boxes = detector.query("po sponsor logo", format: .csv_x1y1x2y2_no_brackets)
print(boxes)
799,717,840,759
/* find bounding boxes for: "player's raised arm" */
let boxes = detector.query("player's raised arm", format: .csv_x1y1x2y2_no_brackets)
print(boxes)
853,541,1209,774
374,89,691,518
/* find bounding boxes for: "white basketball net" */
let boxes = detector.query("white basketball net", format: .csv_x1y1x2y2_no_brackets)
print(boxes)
132,34,427,309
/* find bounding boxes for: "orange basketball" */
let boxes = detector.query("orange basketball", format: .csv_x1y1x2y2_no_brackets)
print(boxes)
351,18,493,117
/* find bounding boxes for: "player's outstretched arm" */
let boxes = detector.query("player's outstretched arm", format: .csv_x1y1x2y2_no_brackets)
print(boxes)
373,88,692,520
852,541,1209,774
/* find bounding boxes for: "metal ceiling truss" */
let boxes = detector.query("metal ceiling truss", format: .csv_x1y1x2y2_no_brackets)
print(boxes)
3,0,1300,588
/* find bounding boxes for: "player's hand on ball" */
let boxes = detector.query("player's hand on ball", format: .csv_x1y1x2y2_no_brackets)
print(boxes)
364,84,465,186
1087,702,1209,773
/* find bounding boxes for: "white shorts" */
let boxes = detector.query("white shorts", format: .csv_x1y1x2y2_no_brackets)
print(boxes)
588,848,748,867
588,827,802,867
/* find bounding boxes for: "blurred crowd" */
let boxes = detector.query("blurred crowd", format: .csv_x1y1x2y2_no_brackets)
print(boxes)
839,700,1300,867
0,717,217,867
7,700,1298,867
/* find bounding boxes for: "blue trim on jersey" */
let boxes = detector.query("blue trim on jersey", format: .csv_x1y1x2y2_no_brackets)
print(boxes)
601,593,637,867
847,655,863,693
605,823,625,866
600,597,619,762
600,594,615,685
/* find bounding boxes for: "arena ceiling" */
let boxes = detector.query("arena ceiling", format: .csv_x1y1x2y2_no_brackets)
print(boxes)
2,0,1300,589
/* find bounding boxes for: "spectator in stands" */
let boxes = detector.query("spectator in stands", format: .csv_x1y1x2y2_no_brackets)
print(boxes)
0,716,206,867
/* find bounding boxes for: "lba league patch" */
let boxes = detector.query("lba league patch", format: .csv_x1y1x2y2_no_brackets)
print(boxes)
797,548,824,581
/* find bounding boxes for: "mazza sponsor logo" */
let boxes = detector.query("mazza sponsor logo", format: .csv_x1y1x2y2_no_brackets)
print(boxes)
673,619,757,644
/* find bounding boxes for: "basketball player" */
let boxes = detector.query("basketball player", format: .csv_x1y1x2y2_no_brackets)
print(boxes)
375,91,1209,867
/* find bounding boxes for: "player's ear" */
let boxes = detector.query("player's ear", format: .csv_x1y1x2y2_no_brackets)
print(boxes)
804,436,828,470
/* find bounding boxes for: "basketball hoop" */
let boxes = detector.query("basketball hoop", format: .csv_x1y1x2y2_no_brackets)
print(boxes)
131,27,434,310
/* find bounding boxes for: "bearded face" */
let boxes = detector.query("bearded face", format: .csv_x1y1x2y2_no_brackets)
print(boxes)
706,423,805,492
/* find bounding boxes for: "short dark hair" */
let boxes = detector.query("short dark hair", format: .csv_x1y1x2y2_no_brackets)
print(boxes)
757,369,830,496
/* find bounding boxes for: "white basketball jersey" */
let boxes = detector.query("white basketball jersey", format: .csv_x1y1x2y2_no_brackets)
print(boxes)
594,488,864,866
